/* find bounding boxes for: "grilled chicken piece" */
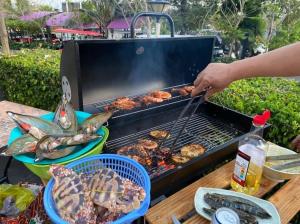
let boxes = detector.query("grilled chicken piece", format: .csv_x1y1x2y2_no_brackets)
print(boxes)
117,145,152,166
172,85,195,96
149,91,172,100
181,144,206,158
171,155,190,164
137,139,158,150
108,97,139,111
149,130,169,139
141,95,164,105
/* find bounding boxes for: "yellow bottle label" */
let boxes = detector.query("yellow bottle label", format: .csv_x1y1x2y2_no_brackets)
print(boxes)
232,150,251,187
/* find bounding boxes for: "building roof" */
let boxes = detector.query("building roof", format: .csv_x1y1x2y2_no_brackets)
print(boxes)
46,12,74,27
19,11,53,21
107,18,133,30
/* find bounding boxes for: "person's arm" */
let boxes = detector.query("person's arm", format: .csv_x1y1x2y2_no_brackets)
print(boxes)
192,42,300,97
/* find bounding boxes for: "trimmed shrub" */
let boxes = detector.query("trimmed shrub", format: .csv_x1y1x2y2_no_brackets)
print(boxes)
0,49,61,111
211,77,300,148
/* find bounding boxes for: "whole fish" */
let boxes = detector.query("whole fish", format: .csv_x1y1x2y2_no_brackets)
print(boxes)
7,111,63,138
203,207,258,224
204,193,271,219
35,146,77,162
49,165,96,224
80,111,113,134
36,134,102,152
1,134,38,156
54,95,77,134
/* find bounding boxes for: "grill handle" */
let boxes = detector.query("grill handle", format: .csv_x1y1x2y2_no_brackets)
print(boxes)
130,12,175,38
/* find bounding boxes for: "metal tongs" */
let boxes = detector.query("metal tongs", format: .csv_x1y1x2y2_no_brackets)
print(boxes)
158,90,208,153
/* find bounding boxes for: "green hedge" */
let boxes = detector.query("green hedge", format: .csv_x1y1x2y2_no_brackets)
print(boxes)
8,41,62,50
0,49,61,111
211,78,300,148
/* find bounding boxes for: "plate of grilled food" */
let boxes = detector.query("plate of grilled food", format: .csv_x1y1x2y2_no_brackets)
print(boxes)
263,142,300,181
194,187,280,224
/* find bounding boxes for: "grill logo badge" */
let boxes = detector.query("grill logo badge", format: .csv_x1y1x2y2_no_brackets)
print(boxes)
136,46,145,55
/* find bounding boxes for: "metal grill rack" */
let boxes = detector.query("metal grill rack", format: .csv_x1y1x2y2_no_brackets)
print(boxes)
92,84,194,118
106,112,243,159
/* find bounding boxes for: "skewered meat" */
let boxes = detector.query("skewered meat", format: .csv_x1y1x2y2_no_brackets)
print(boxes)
109,97,139,110
180,144,206,158
172,85,195,96
149,130,169,139
117,145,152,166
141,95,164,105
137,139,158,150
171,155,190,164
150,91,172,100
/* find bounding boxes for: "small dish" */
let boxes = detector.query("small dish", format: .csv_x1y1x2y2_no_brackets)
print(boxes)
194,187,280,224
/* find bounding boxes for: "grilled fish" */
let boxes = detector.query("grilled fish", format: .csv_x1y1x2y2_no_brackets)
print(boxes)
204,193,271,219
1,134,37,156
266,154,300,161
149,91,172,100
172,86,195,96
141,95,164,105
109,97,140,111
117,145,152,166
172,154,190,164
270,160,300,170
49,165,96,224
203,207,258,224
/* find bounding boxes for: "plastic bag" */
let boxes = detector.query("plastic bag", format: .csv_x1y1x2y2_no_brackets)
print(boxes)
0,184,35,216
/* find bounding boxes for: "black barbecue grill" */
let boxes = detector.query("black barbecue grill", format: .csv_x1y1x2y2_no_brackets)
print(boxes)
60,37,265,198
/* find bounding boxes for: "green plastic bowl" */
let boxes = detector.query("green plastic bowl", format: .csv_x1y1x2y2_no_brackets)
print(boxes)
23,127,109,182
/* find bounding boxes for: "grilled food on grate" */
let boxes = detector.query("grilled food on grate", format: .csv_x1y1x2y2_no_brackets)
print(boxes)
137,139,158,150
141,95,164,105
106,97,140,111
181,144,206,158
172,155,191,164
149,90,172,100
149,130,170,139
117,145,152,166
172,85,195,96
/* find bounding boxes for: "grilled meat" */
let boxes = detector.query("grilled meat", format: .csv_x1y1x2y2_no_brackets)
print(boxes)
171,155,190,164
172,85,195,96
180,144,206,158
109,97,139,110
117,145,152,166
137,139,158,150
141,95,164,105
149,130,169,139
150,91,172,100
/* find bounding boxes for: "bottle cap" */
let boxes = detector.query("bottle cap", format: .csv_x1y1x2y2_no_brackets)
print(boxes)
253,110,271,126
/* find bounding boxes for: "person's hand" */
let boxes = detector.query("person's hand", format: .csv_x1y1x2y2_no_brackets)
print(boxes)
291,135,300,152
191,63,236,98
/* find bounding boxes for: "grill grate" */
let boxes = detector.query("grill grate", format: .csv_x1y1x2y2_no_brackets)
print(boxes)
105,112,243,177
92,84,194,118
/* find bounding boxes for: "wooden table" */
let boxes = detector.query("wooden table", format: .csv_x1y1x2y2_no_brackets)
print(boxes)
0,101,47,183
146,160,300,224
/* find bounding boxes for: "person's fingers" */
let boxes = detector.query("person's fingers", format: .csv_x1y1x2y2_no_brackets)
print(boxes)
194,74,203,86
191,78,210,97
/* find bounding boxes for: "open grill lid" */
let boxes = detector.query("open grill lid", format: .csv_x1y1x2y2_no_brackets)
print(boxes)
60,37,215,113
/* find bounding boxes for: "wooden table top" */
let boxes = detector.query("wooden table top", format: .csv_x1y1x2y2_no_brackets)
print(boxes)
0,101,47,147
146,160,300,224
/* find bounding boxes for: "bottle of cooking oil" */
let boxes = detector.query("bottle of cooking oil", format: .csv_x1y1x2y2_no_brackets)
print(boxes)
231,110,270,195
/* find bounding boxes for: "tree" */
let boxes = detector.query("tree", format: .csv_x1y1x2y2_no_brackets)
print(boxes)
0,0,10,55
80,0,116,36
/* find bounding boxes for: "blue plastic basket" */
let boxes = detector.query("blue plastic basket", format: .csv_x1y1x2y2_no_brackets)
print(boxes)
44,154,151,224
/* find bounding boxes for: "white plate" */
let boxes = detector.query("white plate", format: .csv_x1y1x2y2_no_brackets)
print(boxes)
194,187,280,224
263,142,300,181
